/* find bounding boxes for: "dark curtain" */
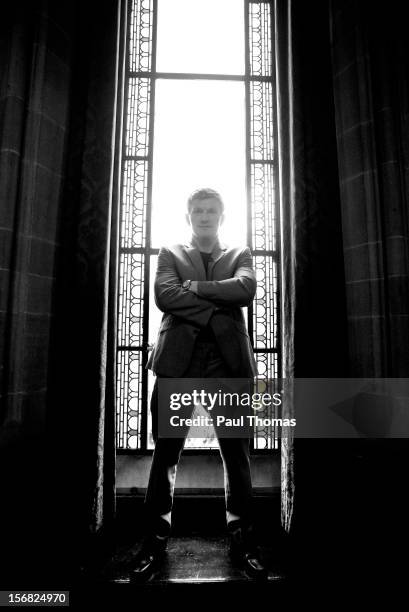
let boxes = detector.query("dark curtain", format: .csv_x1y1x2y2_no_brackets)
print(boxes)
274,0,296,535
331,0,409,377
275,0,349,533
277,0,409,583
0,0,123,585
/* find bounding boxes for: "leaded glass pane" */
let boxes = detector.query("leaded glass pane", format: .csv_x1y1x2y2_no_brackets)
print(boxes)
253,255,278,350
250,81,274,160
125,78,151,157
121,160,148,248
250,163,276,251
249,1,272,77
129,0,154,72
253,353,279,449
118,253,144,347
117,350,144,449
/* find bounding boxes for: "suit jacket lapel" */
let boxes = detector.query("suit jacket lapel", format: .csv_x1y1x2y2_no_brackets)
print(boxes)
208,241,226,277
184,244,207,280
184,238,227,280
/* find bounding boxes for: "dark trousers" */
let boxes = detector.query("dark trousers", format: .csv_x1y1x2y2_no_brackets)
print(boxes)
145,338,253,531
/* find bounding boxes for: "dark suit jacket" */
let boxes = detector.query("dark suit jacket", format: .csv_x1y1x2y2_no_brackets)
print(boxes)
146,238,258,378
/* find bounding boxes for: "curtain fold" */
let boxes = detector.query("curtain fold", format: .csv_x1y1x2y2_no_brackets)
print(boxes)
330,0,409,377
274,0,295,534
0,0,124,582
48,0,124,573
0,0,76,583
275,0,349,534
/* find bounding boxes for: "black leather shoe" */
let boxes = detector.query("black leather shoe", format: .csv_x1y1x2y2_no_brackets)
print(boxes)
129,533,168,582
229,522,268,580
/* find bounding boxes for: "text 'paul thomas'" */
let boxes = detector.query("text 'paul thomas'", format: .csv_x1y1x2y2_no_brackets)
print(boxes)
169,414,296,428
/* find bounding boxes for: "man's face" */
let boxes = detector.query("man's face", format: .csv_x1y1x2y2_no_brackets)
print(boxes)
185,197,224,240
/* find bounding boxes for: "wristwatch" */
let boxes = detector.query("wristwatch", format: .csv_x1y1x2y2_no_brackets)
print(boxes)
182,279,192,290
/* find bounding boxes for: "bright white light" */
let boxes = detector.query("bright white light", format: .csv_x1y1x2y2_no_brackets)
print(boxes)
156,0,245,75
149,3,247,450
152,79,247,249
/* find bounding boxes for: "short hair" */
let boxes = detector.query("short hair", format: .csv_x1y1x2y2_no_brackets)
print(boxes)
187,188,225,213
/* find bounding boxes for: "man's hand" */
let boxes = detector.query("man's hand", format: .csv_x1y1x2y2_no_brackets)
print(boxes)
187,281,222,312
194,247,256,307
154,247,217,328
189,281,199,294
184,282,227,313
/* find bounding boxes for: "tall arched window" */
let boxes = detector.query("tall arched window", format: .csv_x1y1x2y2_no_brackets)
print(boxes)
116,0,280,451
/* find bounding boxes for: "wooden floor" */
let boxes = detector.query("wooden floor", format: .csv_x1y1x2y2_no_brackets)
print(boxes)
96,536,286,585
69,535,289,605
75,490,290,595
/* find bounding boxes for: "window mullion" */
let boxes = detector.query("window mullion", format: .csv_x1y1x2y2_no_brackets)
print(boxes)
247,0,279,449
117,0,156,450
140,0,158,450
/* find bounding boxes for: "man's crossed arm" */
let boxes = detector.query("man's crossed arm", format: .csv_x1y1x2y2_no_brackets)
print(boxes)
154,246,256,328
191,247,256,308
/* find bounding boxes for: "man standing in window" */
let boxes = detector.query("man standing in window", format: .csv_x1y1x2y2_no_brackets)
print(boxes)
131,188,267,581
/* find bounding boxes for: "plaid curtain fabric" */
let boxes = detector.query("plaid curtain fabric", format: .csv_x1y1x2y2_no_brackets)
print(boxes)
274,0,349,534
331,0,409,377
0,0,123,581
